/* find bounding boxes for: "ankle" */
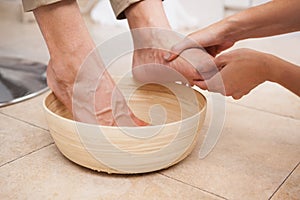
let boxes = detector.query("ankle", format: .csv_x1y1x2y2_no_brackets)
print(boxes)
50,40,95,62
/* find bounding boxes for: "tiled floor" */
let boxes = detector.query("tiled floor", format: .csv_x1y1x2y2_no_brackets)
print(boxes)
1,1,300,200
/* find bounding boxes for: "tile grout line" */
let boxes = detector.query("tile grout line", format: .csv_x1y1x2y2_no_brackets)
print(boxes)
0,111,49,131
268,161,300,200
158,172,228,200
1,103,297,199
0,142,54,168
227,101,300,121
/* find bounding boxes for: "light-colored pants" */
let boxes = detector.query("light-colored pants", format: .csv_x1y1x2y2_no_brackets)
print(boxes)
22,0,143,19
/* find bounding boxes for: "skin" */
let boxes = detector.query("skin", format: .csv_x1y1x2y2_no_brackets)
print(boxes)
125,0,216,84
33,0,147,126
196,48,300,99
166,0,300,98
32,0,213,126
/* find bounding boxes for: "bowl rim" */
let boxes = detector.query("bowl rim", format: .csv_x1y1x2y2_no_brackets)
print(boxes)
43,87,207,129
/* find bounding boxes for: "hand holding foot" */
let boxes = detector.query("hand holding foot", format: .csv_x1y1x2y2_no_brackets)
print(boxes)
125,0,216,85
196,48,300,99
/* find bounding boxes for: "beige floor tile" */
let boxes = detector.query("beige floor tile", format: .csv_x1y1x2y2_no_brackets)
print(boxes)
226,82,300,120
0,145,223,200
160,103,300,200
272,163,300,200
0,92,50,130
0,113,53,166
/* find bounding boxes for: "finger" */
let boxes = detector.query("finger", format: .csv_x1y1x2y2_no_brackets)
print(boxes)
194,79,223,94
232,89,251,100
214,54,228,70
164,37,199,62
193,80,208,90
197,72,226,95
232,93,244,100
197,70,218,80
205,46,218,57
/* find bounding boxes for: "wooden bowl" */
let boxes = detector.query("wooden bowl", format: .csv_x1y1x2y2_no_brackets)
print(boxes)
43,79,207,174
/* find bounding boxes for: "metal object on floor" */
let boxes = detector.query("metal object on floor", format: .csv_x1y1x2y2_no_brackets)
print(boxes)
0,57,48,107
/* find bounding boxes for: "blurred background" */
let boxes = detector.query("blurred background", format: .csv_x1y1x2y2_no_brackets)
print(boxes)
0,0,299,113
18,0,271,29
0,0,272,64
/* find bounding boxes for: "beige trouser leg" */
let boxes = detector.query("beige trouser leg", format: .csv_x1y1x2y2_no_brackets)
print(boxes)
22,0,63,12
109,0,143,19
22,0,144,19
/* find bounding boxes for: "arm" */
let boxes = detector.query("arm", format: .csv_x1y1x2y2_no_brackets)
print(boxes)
166,0,300,59
268,53,300,97
195,48,300,99
224,0,300,41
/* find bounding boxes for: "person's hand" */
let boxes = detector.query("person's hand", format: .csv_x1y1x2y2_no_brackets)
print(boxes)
165,0,300,62
131,31,217,84
195,48,271,99
165,20,236,61
124,0,217,84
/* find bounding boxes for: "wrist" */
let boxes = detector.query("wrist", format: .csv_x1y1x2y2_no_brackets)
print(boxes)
265,53,300,97
265,54,298,85
222,15,246,43
263,53,281,83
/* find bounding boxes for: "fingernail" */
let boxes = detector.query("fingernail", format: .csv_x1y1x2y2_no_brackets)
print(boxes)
164,52,170,60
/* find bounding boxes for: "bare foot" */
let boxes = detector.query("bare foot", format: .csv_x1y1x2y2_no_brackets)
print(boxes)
47,49,147,126
131,29,217,85
34,0,147,126
124,0,216,85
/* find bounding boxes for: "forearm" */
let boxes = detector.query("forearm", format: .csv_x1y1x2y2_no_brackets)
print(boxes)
268,55,300,96
223,0,300,42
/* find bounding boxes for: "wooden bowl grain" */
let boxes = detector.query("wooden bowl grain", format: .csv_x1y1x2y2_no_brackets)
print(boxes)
43,80,207,174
